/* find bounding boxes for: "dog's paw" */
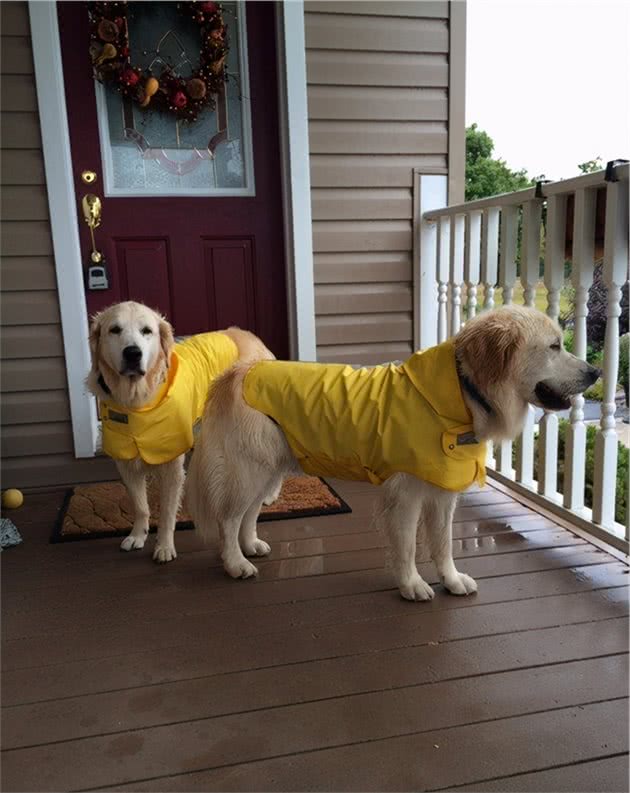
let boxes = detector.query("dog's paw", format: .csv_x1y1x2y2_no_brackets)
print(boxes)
243,538,271,557
153,543,177,564
443,571,477,596
120,533,146,552
399,575,435,602
224,556,259,579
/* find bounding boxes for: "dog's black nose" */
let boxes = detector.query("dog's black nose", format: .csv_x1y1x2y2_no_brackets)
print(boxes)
586,364,601,386
123,345,142,363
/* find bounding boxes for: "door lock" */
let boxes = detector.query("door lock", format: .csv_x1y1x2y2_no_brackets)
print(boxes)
81,170,98,185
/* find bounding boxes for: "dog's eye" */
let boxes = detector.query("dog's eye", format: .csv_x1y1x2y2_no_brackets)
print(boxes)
550,341,561,350
141,326,153,336
109,325,122,335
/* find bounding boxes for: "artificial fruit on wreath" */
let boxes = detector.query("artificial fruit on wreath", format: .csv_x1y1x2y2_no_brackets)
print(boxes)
93,42,117,66
120,68,140,87
171,90,188,109
97,18,119,42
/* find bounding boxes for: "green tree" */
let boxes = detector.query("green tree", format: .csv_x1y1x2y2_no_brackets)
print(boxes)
465,124,533,201
578,157,603,174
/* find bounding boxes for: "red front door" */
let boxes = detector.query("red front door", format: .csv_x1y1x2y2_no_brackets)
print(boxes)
58,1,289,358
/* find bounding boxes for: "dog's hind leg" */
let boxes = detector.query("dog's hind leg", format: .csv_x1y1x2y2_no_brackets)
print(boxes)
221,505,260,579
240,478,276,557
153,455,185,564
118,459,150,552
378,473,434,602
424,488,477,596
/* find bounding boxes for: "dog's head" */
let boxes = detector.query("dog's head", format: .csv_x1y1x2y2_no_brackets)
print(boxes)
455,306,599,436
87,301,174,406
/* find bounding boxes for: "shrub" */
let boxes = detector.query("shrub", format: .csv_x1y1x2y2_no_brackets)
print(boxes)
619,333,629,406
584,380,604,401
513,419,628,524
585,262,628,349
563,329,599,365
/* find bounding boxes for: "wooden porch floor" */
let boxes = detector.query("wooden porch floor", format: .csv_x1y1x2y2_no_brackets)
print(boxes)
1,479,628,792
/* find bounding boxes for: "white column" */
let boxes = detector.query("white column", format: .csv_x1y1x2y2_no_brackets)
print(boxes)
276,0,316,360
592,179,629,527
416,173,448,350
564,188,597,512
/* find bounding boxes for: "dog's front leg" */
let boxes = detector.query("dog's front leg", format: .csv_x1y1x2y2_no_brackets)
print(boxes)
117,460,150,552
379,474,434,601
153,455,185,563
262,474,283,506
424,488,477,596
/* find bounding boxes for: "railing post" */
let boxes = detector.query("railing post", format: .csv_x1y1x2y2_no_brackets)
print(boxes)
564,187,597,512
415,172,448,350
481,207,499,311
464,211,482,320
449,214,465,337
592,179,629,527
494,205,519,478
437,217,450,343
515,199,543,488
538,194,568,498
521,199,543,308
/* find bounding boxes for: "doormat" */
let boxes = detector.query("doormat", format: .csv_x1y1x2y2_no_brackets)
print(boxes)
52,476,351,542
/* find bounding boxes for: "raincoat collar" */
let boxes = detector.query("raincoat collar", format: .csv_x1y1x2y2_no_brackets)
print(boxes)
402,339,474,428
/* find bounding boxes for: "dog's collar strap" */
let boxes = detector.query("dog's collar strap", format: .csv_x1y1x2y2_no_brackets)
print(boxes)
457,367,493,416
97,373,111,396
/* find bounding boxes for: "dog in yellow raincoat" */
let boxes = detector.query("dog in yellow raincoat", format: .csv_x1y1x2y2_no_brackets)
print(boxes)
87,301,273,563
187,306,598,596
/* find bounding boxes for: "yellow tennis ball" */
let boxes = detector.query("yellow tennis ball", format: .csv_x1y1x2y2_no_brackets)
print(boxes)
2,489,23,509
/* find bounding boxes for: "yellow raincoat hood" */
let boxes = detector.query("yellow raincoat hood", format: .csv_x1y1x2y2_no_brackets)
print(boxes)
100,332,238,465
243,339,486,491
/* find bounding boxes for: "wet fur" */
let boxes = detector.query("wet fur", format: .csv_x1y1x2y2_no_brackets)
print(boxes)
86,301,274,563
187,306,598,594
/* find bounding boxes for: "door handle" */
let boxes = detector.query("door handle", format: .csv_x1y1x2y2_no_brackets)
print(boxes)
82,193,103,262
82,193,101,229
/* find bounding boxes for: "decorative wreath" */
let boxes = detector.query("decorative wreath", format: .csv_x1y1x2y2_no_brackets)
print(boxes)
88,1,228,122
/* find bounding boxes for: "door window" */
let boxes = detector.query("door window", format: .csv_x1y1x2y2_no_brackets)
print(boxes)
95,1,254,196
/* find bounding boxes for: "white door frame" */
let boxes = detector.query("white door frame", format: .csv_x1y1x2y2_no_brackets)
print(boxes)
28,0,316,459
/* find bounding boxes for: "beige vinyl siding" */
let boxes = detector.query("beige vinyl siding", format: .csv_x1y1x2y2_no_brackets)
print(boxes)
0,3,114,489
305,1,450,364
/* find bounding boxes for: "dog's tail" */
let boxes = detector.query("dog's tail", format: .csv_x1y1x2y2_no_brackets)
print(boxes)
185,362,254,544
224,326,275,364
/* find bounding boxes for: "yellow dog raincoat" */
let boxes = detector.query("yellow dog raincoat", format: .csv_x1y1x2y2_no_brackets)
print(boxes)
243,339,486,491
99,332,238,465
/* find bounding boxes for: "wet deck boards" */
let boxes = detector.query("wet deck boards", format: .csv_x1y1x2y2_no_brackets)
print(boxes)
1,480,628,791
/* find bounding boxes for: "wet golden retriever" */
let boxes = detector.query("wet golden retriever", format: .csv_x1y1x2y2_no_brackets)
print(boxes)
87,301,273,562
186,306,599,596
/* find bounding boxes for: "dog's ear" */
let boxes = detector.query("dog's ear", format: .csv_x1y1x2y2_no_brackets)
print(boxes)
456,311,524,388
159,317,175,364
88,312,103,371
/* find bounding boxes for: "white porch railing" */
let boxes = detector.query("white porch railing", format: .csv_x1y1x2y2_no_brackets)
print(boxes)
418,162,629,552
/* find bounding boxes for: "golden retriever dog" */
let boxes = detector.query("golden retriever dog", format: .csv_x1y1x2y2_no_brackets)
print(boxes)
186,306,599,594
87,301,274,562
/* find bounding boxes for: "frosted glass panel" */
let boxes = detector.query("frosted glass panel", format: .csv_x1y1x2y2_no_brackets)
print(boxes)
97,2,253,196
